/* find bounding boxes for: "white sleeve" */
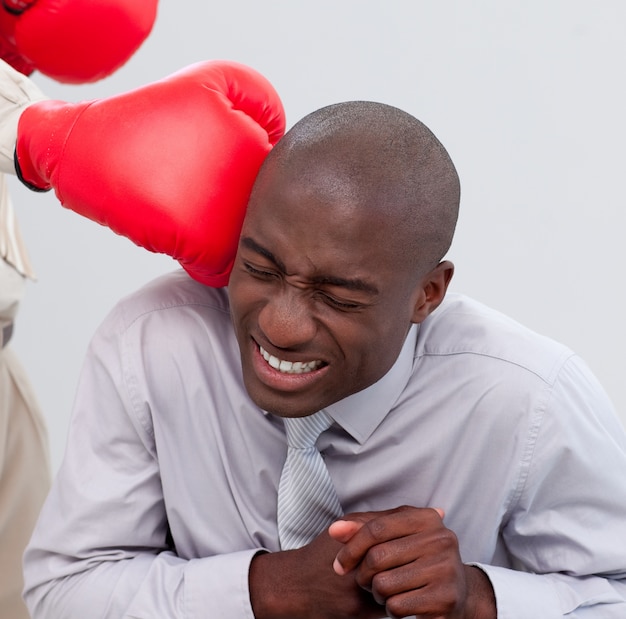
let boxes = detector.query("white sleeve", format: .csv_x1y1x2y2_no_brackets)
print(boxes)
23,307,262,619
477,355,626,618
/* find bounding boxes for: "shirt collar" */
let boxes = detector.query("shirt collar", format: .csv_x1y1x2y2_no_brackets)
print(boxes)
324,324,418,444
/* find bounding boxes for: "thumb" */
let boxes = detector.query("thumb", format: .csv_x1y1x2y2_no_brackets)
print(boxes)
327,519,364,543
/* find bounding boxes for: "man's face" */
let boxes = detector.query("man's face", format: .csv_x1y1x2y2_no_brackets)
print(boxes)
228,163,423,418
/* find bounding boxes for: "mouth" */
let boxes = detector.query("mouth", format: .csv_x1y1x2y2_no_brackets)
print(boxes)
259,345,324,374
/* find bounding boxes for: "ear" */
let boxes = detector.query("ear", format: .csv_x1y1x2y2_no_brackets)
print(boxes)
410,260,454,323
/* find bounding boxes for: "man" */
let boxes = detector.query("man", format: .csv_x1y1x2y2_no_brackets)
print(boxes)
24,101,626,618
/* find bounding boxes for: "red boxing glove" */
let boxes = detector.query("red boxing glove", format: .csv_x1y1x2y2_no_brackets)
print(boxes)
0,0,157,83
15,60,286,286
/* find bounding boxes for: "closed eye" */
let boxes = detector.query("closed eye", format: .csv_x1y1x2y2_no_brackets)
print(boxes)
318,292,362,311
243,262,278,279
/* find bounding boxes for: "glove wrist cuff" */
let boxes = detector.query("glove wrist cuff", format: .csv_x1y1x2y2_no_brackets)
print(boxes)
14,149,50,193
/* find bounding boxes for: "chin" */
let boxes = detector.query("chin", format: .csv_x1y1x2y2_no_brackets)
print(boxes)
244,381,320,418
253,394,320,419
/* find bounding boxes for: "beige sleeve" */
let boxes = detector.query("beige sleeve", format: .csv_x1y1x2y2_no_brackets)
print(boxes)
0,348,50,619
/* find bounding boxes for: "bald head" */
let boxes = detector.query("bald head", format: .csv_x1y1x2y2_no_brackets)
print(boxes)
254,101,460,274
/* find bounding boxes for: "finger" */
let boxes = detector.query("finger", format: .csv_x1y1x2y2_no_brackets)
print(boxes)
370,561,427,606
330,510,395,572
355,525,460,592
382,577,463,619
334,507,443,575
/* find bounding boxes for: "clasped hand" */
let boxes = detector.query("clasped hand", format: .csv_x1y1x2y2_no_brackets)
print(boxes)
329,505,489,618
250,505,495,619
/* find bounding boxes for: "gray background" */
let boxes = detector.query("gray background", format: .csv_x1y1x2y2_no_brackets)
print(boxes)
10,1,626,473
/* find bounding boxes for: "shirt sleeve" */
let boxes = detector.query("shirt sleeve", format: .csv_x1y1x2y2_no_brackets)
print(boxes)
22,305,262,619
475,355,626,618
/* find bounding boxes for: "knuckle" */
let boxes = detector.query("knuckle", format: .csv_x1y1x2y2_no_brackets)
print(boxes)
434,527,459,551
364,518,389,542
363,543,389,570
371,571,395,599
385,595,409,618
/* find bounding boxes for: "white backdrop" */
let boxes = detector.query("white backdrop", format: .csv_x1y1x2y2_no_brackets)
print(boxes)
10,1,626,473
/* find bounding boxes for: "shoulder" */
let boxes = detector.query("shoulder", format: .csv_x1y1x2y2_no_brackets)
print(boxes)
102,269,232,335
89,270,242,401
119,268,230,316
410,294,622,448
416,293,574,386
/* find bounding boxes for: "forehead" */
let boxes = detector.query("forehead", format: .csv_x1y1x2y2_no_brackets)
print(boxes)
241,159,413,285
246,151,395,232
246,157,389,241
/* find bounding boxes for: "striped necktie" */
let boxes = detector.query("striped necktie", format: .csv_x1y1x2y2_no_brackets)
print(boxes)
277,410,343,550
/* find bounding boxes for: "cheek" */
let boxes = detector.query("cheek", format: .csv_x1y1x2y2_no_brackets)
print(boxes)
349,317,411,378
227,276,270,341
226,276,250,329
333,324,383,373
228,267,254,309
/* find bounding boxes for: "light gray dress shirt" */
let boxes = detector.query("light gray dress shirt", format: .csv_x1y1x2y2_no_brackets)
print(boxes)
24,269,626,618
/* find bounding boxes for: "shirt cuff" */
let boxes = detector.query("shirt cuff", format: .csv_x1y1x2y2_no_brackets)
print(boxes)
185,549,263,619
471,563,562,619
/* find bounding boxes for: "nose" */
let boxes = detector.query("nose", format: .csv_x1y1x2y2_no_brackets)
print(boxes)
257,286,317,350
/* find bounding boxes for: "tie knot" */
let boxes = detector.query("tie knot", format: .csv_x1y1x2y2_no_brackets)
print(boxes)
283,411,333,449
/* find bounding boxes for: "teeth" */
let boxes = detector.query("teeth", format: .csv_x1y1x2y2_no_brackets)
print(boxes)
259,346,322,374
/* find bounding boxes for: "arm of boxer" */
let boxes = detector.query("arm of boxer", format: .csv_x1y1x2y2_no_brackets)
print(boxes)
1,0,158,83
0,57,46,174
15,60,286,286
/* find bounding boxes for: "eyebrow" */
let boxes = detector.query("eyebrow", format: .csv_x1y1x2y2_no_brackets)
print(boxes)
240,236,379,295
241,236,287,272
